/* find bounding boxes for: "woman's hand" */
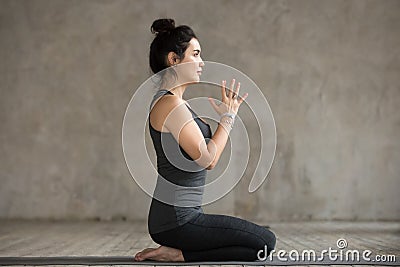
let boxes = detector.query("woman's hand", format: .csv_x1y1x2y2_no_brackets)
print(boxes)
208,79,248,116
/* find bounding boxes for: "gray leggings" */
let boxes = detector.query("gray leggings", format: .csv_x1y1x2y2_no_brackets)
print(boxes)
150,212,276,262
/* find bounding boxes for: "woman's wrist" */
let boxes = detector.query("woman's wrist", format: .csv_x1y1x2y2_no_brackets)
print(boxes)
220,112,235,129
219,117,234,132
220,112,236,121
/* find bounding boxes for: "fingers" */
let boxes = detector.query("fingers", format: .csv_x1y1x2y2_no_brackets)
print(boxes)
220,78,248,104
227,79,242,100
221,80,227,101
229,79,235,99
235,82,240,99
208,97,219,110
238,92,249,104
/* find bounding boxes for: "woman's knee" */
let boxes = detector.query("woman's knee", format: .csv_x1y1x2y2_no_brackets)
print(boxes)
149,232,161,245
150,231,174,247
261,228,276,253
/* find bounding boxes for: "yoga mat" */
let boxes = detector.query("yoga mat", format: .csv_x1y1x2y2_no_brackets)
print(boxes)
0,256,399,266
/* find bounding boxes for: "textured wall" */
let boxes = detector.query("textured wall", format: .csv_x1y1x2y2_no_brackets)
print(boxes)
0,0,399,221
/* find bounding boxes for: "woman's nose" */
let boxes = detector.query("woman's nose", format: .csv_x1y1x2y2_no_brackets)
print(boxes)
199,57,205,67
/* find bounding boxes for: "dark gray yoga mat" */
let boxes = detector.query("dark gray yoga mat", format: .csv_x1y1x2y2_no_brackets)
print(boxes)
0,256,399,266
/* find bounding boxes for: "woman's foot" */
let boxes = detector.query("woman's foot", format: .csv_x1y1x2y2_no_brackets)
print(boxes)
134,245,185,262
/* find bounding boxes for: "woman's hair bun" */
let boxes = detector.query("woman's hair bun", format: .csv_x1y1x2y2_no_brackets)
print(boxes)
151,18,176,34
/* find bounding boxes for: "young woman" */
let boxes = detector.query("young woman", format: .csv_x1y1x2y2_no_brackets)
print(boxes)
134,18,276,262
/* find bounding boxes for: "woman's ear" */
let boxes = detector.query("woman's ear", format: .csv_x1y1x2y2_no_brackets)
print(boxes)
167,51,180,66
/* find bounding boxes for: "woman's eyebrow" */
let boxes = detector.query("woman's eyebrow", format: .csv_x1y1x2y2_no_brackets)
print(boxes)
193,49,201,53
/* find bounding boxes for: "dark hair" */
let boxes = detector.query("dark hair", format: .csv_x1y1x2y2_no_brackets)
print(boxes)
149,18,197,74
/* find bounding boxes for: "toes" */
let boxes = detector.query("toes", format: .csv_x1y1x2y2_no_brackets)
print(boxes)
142,248,160,259
135,247,159,261
134,249,150,261
135,246,182,262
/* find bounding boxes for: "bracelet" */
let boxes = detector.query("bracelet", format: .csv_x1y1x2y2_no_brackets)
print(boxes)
221,112,236,121
220,118,234,130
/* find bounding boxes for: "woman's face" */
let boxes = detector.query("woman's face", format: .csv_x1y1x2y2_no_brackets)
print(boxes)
175,38,204,84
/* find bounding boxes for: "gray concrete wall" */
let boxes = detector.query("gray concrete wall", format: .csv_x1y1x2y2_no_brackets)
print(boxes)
0,0,399,221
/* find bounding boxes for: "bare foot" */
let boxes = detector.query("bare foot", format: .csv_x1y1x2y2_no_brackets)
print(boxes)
135,248,157,261
134,245,184,262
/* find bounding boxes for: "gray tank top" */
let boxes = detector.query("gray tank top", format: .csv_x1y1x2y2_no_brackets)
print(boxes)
147,90,212,234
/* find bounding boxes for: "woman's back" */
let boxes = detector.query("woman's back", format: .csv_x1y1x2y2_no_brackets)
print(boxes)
148,90,212,235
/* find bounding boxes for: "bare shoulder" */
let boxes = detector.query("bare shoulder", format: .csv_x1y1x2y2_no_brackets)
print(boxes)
149,95,187,132
151,94,184,114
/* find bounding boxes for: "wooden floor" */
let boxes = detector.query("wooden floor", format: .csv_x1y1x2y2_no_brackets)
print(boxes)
0,220,398,266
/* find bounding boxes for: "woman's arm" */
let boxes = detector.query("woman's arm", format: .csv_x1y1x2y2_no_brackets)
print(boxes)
160,80,247,170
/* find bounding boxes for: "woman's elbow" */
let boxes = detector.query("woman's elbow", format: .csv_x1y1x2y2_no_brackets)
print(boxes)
196,151,216,170
205,160,216,170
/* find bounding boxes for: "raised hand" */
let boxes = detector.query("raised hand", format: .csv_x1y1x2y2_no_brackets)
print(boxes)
208,79,248,116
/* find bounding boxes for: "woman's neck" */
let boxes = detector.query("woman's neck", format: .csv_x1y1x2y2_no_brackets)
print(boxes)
159,70,190,99
169,85,186,99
